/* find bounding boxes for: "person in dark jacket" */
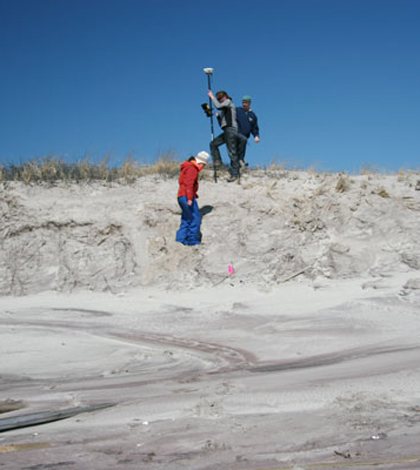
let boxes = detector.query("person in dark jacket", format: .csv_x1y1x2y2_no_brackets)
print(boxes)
236,95,260,167
175,151,209,246
208,90,240,182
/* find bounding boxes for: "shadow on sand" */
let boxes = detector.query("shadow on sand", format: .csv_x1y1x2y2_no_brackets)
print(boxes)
200,205,214,217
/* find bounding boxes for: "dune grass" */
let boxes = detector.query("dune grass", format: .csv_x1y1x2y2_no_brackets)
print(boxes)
0,154,181,185
1,154,418,185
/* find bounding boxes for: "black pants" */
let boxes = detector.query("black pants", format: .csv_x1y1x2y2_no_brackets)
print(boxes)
237,133,248,163
210,127,240,176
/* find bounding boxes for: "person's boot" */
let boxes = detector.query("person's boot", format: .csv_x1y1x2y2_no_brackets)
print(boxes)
227,174,239,183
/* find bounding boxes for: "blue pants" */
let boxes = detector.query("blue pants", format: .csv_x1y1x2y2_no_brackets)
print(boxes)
176,196,202,245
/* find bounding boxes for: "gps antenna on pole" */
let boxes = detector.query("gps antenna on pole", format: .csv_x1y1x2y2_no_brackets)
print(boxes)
203,67,217,182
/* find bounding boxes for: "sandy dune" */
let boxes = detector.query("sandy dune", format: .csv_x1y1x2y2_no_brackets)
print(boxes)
1,169,420,469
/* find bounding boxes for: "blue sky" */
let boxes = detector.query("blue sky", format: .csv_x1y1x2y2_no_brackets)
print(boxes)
1,0,419,172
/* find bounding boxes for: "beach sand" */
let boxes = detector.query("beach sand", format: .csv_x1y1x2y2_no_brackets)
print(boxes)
1,169,420,469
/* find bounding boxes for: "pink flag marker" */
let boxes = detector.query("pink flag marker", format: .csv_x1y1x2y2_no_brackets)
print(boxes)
228,265,234,275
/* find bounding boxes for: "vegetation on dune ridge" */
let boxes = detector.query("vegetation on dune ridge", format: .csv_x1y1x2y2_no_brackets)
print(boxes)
0,155,182,184
0,155,418,185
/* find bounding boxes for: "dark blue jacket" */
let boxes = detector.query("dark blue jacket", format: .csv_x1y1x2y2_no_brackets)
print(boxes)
236,107,260,138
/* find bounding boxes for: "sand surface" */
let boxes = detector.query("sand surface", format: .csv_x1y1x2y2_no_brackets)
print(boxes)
1,169,420,469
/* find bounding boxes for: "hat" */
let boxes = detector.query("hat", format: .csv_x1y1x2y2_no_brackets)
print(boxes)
242,95,252,103
195,151,209,165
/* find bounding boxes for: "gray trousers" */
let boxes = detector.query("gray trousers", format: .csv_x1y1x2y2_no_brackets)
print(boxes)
210,127,240,176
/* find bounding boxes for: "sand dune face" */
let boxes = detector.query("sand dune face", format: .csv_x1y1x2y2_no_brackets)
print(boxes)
1,170,420,469
1,170,420,295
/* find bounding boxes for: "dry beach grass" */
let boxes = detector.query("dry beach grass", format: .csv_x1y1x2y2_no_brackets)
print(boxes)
0,154,181,185
1,159,420,469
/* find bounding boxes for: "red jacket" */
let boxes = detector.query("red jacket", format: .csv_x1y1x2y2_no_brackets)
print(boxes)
177,160,202,200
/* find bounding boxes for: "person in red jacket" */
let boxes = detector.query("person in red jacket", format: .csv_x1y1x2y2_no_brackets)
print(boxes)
176,151,209,245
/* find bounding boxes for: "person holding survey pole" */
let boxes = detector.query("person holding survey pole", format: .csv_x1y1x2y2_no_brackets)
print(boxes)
208,90,240,183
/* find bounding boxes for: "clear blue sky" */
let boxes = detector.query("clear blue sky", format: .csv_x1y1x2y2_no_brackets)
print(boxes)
1,0,419,172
